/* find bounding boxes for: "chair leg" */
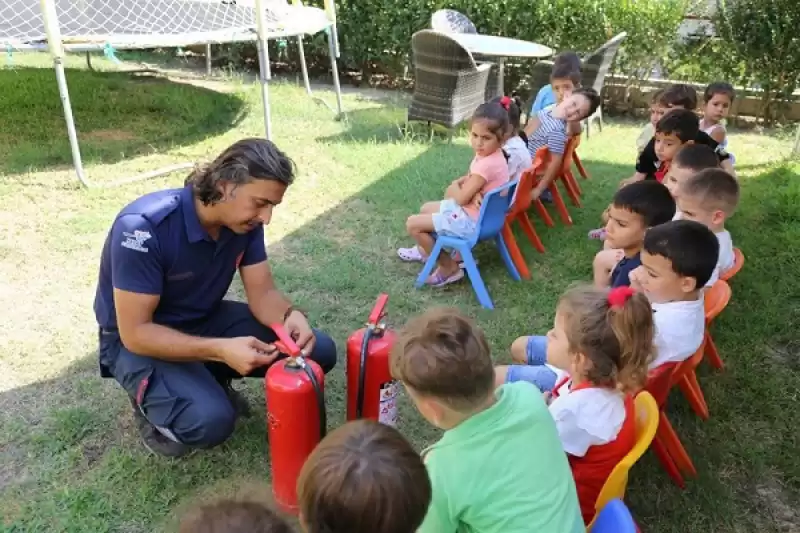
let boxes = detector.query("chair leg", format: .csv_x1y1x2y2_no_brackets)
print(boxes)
548,182,573,225
562,172,582,207
496,233,521,282
573,151,589,179
652,435,686,489
568,168,583,195
657,415,697,478
502,224,531,280
532,199,554,227
677,373,709,421
704,330,724,370
460,246,494,309
519,213,545,253
414,240,444,288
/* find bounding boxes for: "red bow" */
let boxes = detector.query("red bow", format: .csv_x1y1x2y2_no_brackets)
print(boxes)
608,286,636,309
500,96,511,110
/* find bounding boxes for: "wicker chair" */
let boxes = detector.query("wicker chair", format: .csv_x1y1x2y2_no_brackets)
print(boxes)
581,32,627,136
408,30,493,137
430,9,502,101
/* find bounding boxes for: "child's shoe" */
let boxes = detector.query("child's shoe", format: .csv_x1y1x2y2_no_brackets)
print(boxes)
588,227,607,240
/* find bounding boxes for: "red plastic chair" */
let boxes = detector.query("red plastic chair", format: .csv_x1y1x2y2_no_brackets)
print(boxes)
645,363,692,489
704,280,732,370
720,248,744,281
502,166,547,279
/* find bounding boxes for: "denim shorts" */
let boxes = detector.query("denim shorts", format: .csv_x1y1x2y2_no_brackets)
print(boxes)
432,199,477,238
505,335,557,392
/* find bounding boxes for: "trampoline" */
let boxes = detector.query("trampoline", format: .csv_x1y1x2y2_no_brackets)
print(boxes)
0,0,344,187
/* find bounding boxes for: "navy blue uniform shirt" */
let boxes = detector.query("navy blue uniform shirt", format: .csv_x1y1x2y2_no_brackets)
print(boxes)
610,252,641,288
94,185,267,330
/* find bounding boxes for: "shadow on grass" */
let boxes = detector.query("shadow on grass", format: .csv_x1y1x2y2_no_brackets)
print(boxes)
0,67,246,175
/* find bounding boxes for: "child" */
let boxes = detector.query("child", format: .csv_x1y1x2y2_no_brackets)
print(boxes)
700,82,736,160
391,308,585,533
529,51,582,115
593,180,676,289
297,419,431,533
650,108,702,183
663,144,720,218
523,87,601,201
636,89,665,154
625,83,734,185
396,101,510,286
629,220,719,369
491,95,530,182
501,284,654,525
179,497,294,533
675,168,740,285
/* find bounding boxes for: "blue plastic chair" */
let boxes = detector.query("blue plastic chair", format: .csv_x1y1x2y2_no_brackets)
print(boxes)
414,180,520,309
590,499,637,533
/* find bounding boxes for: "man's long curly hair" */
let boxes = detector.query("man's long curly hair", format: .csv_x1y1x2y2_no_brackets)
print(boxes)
185,138,296,205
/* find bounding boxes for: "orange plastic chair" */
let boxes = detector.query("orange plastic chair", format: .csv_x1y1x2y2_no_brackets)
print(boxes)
560,137,583,208
529,140,580,225
586,391,659,530
645,363,689,488
720,247,744,281
502,167,547,279
672,340,709,420
571,134,590,181
704,280,732,370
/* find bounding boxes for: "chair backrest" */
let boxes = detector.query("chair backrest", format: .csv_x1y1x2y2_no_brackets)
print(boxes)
646,362,679,408
411,30,477,73
509,159,540,215
560,136,579,174
720,247,744,281
704,280,732,324
590,499,637,533
430,9,478,34
592,391,659,516
672,342,706,384
581,32,628,93
473,179,518,244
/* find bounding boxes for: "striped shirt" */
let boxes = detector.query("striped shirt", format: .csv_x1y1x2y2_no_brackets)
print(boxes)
527,107,568,157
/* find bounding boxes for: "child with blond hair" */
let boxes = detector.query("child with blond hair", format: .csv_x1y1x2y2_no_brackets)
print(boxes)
675,168,740,285
391,308,585,533
498,284,655,524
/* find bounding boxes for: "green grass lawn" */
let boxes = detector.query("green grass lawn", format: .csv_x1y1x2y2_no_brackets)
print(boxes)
0,54,798,532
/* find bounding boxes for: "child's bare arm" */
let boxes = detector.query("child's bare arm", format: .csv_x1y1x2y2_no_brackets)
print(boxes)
567,121,582,137
447,173,486,205
523,116,541,137
593,249,624,288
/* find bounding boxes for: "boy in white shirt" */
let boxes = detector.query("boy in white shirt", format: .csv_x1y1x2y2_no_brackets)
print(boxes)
629,220,720,369
675,168,740,286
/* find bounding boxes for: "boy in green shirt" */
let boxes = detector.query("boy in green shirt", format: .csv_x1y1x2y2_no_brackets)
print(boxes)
390,308,585,533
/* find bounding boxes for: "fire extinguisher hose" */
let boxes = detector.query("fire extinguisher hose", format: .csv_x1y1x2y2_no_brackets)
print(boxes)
356,326,375,419
297,356,327,439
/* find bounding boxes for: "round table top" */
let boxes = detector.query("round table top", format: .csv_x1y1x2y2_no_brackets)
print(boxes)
450,33,553,59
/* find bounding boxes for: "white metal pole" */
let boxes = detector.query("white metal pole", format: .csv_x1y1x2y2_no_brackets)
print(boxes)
40,0,89,187
296,36,312,95
254,0,272,140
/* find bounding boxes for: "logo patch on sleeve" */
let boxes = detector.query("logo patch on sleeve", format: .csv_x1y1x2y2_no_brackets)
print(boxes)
121,230,152,252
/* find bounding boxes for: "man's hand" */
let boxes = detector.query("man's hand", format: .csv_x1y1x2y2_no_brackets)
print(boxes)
216,336,279,376
284,310,316,353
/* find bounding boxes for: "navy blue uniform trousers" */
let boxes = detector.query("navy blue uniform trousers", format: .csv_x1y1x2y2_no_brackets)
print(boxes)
99,300,337,448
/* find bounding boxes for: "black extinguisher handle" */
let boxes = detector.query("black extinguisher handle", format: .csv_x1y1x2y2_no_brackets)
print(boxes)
356,326,374,419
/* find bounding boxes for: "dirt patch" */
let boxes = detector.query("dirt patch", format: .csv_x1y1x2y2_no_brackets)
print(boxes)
0,443,29,491
754,477,800,532
83,129,138,142
766,340,800,371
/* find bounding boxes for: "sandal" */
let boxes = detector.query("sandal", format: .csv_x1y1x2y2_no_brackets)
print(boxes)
397,246,426,262
425,268,465,287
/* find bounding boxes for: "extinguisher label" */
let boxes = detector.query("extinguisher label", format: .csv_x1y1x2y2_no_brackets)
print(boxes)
378,380,399,427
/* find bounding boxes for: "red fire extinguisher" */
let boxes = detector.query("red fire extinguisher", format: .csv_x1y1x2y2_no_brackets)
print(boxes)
346,294,399,426
265,324,326,515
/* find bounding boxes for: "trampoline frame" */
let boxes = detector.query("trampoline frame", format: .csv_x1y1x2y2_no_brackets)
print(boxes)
16,0,345,187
